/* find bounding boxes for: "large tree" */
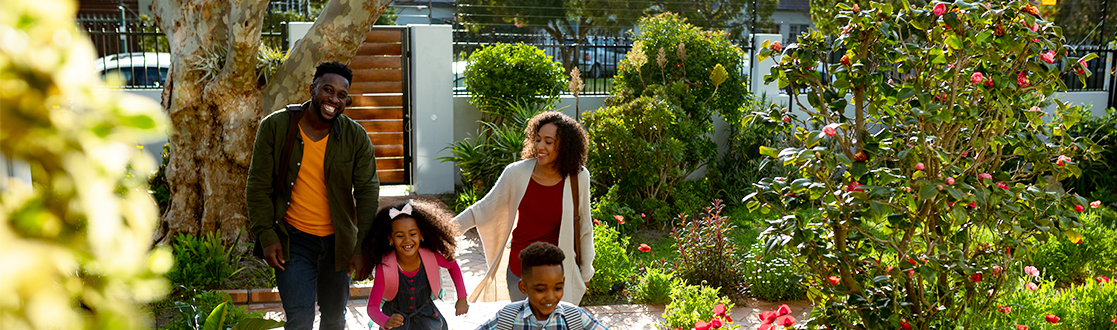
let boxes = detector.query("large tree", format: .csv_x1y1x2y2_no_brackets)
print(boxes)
151,0,392,241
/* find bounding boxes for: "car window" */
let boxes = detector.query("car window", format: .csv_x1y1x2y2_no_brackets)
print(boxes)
102,67,168,87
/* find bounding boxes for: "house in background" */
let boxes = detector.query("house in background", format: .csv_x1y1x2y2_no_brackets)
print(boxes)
771,0,813,44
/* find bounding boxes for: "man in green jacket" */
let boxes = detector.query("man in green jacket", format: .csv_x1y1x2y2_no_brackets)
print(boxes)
246,61,379,330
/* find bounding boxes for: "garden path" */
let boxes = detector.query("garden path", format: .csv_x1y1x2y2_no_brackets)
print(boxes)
247,195,813,329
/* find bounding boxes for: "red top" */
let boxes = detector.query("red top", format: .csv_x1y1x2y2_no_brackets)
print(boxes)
508,177,565,277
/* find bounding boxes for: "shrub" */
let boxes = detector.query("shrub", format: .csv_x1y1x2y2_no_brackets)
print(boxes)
672,200,745,300
632,267,675,304
743,242,807,301
709,93,789,204
590,184,640,234
149,142,172,216
660,283,733,330
161,289,273,330
464,43,565,112
1063,107,1117,205
975,278,1117,330
1030,208,1117,284
745,1,1100,328
587,220,635,296
166,230,245,289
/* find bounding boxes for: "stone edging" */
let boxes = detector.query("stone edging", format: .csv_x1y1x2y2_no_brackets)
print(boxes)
217,284,373,305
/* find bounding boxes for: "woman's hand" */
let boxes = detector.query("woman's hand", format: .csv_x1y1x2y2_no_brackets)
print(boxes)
455,298,469,316
385,313,404,328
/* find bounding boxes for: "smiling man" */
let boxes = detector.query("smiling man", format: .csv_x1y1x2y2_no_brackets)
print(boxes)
247,61,380,330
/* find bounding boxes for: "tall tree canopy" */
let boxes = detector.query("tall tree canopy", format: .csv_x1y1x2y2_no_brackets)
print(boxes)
151,0,392,241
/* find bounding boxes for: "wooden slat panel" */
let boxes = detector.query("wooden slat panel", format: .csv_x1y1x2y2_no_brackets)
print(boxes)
357,119,404,132
377,170,407,184
357,43,402,56
365,30,402,43
368,132,404,145
352,69,402,82
350,81,403,93
350,56,402,69
347,107,404,120
373,144,404,157
351,95,403,107
375,158,405,171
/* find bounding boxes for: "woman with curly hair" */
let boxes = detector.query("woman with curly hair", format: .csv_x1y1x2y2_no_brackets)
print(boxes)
453,110,595,304
363,199,468,329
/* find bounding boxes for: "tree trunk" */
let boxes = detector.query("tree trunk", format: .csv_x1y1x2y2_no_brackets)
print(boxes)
152,0,392,243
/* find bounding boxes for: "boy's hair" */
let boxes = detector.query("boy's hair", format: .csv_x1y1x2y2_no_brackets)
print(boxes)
519,241,565,279
313,61,353,84
362,199,459,266
520,111,587,179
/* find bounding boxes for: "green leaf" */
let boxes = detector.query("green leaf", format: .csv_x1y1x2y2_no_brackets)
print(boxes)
945,35,962,49
203,302,228,330
759,146,780,158
232,319,286,330
919,185,939,200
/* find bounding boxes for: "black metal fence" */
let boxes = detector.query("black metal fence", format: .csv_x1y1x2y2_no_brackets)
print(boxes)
1064,47,1114,93
77,15,288,89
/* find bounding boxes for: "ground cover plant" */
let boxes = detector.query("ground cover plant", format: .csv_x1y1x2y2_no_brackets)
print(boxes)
744,0,1102,328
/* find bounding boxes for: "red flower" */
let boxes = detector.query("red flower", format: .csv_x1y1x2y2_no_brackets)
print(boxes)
933,3,946,16
946,177,955,185
997,182,1009,190
641,213,646,218
713,304,727,317
840,54,852,66
776,304,791,316
978,173,992,181
709,318,723,328
593,219,601,226
782,115,790,123
997,304,1011,314
759,310,779,324
1040,50,1056,64
971,72,984,84
971,273,982,282
1076,59,1087,74
1017,325,1028,330
984,78,994,87
1026,282,1038,291
847,181,865,192
1030,23,1039,32
770,41,782,52
992,265,1003,276
828,276,840,285
1045,314,1060,324
758,324,773,330
909,257,918,266
823,123,839,137
775,315,796,327
1057,154,1072,166
1096,276,1110,283
1112,317,1116,324
900,319,912,330
638,243,652,252
694,320,710,330
1075,205,1085,213
851,3,860,12
1017,72,1030,87
614,215,625,224
968,201,977,208
915,162,924,171
1091,200,1101,208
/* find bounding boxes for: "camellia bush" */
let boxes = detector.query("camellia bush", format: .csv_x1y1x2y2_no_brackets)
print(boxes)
744,1,1100,329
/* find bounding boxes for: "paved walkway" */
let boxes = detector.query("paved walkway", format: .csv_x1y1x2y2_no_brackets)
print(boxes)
248,194,813,329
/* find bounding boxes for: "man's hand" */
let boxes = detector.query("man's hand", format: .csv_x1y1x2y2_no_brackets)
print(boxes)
385,313,404,328
455,298,469,316
264,242,285,271
349,254,370,281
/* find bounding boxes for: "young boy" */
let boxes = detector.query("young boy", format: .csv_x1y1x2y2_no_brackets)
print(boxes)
476,242,609,330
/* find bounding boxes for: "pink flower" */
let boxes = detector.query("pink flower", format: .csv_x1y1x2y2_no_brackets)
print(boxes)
1025,266,1040,277
1056,155,1071,166
777,304,791,316
713,304,727,317
1075,205,1085,213
770,41,782,52
694,320,711,330
638,243,652,252
828,276,840,285
641,213,646,218
997,182,1009,190
1017,72,1030,87
1026,282,1038,291
823,123,838,137
1097,276,1111,283
775,315,796,327
1092,200,1102,208
851,3,860,12
992,265,1003,276
971,72,984,84
842,25,853,35
978,173,992,181
782,115,790,123
998,304,1011,314
614,215,625,224
847,181,865,192
1076,59,1087,74
1017,325,1028,330
933,3,946,16
916,162,925,171
1031,23,1039,32
1045,314,1060,324
946,177,955,185
1041,50,1056,64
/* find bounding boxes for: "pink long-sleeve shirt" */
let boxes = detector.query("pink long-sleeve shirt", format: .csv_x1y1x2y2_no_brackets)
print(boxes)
366,251,467,327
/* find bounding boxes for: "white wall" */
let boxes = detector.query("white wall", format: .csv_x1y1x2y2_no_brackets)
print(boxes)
288,22,313,50
409,25,456,195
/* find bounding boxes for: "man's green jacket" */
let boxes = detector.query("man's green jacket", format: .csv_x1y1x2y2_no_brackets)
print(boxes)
246,102,379,272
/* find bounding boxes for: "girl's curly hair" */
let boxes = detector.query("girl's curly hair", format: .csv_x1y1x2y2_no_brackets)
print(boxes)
520,111,587,178
362,199,459,267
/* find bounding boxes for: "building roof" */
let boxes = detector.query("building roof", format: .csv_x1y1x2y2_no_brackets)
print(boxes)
777,0,810,12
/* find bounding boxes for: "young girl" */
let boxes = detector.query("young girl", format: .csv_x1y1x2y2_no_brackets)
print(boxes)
364,200,469,329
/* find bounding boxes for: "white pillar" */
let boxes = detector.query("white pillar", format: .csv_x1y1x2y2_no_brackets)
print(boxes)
408,25,455,194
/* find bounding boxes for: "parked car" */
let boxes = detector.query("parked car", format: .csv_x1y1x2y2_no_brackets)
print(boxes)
578,47,627,78
94,52,170,88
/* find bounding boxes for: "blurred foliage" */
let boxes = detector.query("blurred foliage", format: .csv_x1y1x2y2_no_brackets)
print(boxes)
0,1,171,329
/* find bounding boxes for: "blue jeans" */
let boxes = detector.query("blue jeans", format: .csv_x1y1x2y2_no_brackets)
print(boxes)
276,225,350,330
505,268,528,301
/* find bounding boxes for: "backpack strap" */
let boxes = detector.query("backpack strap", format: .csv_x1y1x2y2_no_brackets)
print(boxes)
570,168,582,266
560,302,584,330
495,300,526,330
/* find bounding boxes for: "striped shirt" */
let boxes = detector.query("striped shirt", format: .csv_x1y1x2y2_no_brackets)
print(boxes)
475,301,609,330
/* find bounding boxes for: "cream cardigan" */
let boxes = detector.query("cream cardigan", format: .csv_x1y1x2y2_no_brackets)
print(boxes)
452,159,595,304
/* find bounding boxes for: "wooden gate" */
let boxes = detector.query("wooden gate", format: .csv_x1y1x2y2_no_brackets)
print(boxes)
348,27,410,185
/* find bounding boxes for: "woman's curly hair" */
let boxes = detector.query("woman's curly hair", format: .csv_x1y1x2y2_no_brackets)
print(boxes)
520,111,587,178
362,199,459,267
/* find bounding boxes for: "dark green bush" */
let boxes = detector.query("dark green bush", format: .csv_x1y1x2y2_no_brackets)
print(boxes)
1030,207,1117,284
464,43,565,112
1063,107,1117,205
166,230,245,290
671,200,745,300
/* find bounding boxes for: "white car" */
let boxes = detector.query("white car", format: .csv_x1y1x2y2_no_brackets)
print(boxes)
94,52,171,88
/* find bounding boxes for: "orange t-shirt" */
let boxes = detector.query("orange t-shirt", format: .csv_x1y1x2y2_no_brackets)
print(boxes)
283,126,334,236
